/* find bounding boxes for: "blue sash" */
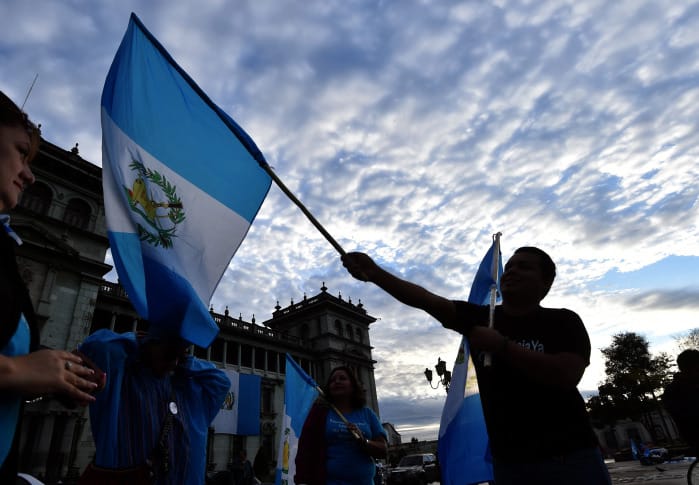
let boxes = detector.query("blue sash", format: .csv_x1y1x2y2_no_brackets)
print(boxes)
0,214,22,245
0,314,30,465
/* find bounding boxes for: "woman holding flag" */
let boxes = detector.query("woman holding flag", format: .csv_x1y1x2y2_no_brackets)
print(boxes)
295,366,387,485
342,247,611,485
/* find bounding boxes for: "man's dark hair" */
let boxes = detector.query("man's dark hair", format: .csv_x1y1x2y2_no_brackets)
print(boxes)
514,246,557,292
677,349,699,372
322,365,366,409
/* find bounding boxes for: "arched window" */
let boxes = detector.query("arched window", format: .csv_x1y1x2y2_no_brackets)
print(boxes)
355,327,363,343
300,323,309,340
335,320,343,337
63,198,91,229
346,324,352,340
19,181,52,215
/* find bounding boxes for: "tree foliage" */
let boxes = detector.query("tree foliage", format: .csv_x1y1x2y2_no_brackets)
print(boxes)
675,328,699,351
588,332,673,436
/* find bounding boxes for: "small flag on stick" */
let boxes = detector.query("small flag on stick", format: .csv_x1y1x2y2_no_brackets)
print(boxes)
275,355,320,485
437,233,503,485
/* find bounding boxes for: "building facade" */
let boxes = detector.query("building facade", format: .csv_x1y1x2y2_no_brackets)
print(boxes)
14,138,383,482
14,140,110,483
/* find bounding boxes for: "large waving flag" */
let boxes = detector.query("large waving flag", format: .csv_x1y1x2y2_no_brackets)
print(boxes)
437,235,503,485
212,369,262,435
101,13,271,347
276,355,319,485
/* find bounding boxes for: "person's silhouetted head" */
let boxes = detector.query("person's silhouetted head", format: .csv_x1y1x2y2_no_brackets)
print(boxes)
501,246,556,304
323,365,366,409
677,349,699,376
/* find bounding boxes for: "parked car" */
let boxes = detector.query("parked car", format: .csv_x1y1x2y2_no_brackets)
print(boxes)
640,447,669,466
387,453,440,485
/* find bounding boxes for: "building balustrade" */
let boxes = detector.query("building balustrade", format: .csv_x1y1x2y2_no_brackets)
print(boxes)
99,281,129,299
98,282,304,345
210,311,303,344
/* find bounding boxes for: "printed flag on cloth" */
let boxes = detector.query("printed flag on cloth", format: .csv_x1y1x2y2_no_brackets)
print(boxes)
212,369,262,435
101,13,271,347
437,237,503,485
275,355,319,485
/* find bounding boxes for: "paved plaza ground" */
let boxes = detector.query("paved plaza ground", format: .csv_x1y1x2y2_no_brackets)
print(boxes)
608,458,695,484
428,457,696,485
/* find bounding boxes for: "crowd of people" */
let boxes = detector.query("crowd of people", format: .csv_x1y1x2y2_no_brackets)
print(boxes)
1,88,697,485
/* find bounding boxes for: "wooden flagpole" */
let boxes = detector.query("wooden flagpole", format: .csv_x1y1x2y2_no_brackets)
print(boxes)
315,386,362,439
484,232,502,367
260,164,346,256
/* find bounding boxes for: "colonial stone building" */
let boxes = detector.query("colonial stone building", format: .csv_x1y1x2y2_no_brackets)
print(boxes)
14,138,383,482
13,140,110,483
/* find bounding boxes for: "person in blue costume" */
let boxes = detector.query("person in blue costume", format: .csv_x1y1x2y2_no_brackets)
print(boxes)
77,327,230,485
295,366,387,485
0,91,99,482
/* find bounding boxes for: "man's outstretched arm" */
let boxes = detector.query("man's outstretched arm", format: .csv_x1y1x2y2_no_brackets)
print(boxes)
342,252,458,327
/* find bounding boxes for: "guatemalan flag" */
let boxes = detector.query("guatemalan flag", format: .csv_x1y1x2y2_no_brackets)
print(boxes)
101,13,271,347
437,237,503,485
276,355,319,485
211,369,262,435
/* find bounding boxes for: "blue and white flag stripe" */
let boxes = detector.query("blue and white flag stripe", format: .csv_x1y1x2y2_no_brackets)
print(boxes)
437,238,502,485
237,373,262,436
211,369,240,434
276,355,319,485
101,117,254,304
101,13,271,347
102,14,270,220
211,369,261,435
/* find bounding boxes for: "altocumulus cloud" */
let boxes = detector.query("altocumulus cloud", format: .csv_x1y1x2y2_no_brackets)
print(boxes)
2,0,699,439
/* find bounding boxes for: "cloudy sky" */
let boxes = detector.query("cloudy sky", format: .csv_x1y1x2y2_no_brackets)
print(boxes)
3,0,699,441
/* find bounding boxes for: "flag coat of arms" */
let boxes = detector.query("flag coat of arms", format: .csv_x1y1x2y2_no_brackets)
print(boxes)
437,238,502,485
101,13,271,347
276,355,319,485
212,369,261,435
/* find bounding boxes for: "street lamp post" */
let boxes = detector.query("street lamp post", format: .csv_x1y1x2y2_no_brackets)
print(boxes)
424,357,451,392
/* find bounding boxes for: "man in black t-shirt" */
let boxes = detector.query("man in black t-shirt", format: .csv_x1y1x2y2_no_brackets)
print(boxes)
342,246,611,485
